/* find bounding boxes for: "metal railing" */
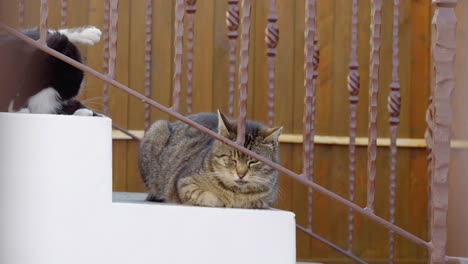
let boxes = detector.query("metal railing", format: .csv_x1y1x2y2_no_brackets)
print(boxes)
0,0,464,263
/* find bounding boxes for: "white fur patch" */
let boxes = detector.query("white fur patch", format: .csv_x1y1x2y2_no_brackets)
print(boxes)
27,87,61,114
7,100,15,112
17,108,31,114
73,108,94,116
56,26,102,46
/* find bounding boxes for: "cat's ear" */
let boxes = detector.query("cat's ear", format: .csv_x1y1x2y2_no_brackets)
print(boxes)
217,109,234,137
263,126,283,144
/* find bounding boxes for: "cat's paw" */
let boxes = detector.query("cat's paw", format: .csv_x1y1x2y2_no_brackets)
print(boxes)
17,108,31,114
245,200,270,209
73,108,94,116
197,192,224,207
178,180,224,207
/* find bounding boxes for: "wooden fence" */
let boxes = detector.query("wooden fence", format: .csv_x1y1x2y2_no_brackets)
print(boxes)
2,0,468,263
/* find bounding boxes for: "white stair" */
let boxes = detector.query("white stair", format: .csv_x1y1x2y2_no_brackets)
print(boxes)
0,113,296,264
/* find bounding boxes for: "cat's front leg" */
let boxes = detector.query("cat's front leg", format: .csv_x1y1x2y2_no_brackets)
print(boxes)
249,199,271,209
178,178,224,207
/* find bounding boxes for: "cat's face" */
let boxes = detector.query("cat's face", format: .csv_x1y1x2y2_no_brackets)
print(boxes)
210,111,282,193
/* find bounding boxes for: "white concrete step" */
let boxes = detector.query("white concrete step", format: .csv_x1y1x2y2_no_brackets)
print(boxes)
0,113,296,264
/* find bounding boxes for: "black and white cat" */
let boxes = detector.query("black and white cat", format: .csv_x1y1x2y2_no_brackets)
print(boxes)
0,26,102,116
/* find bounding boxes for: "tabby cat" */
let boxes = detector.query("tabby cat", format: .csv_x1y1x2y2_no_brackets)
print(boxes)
138,111,282,209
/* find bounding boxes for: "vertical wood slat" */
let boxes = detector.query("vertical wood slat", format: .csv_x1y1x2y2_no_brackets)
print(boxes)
172,0,185,113
303,0,318,230
226,0,239,117
236,0,251,146
388,0,401,263
265,0,278,127
144,0,153,131
428,0,457,263
103,0,111,114
366,0,383,213
39,0,48,45
185,0,197,115
60,0,67,27
347,0,360,252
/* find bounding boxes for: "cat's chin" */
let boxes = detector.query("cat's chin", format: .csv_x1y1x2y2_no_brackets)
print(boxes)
223,179,268,194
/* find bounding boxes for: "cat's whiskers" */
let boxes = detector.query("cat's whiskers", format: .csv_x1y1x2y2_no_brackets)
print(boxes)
82,96,104,102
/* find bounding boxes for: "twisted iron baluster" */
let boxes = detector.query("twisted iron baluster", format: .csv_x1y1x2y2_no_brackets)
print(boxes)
303,0,318,230
388,1,401,263
172,0,185,113
265,0,278,127
18,0,25,28
60,0,68,28
226,0,239,117
366,0,383,213
39,0,48,45
103,0,110,114
347,0,359,252
144,0,153,131
428,1,457,263
236,0,251,146
185,0,197,115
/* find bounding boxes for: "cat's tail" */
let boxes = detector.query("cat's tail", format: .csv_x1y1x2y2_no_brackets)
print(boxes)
138,120,171,188
56,26,102,46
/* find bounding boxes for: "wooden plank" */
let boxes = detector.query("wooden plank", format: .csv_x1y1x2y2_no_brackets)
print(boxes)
328,0,353,255
124,0,145,192
24,0,40,28
191,0,214,113
127,0,146,130
251,0,268,124
0,0,18,27
150,0,174,121
272,0,296,212
211,0,230,115
292,0,311,259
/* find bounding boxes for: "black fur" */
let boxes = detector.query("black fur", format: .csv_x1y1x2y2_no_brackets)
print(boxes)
0,28,88,114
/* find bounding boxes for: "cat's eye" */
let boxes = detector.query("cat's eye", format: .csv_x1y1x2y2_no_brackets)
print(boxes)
248,160,261,167
218,155,236,166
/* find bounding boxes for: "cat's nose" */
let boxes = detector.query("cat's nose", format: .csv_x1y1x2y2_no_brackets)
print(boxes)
237,171,247,179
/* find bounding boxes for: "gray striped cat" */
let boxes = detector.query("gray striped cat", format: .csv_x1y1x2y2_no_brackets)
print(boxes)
138,111,282,209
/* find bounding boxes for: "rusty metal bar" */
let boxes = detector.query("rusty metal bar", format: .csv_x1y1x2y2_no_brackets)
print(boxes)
60,0,68,27
172,0,184,113
296,224,367,264
144,0,153,131
447,256,468,264
265,0,278,127
428,1,457,263
303,0,317,231
18,0,25,28
112,123,141,141
105,0,119,114
236,0,251,146
185,0,196,115
388,0,401,263
0,21,432,251
347,0,360,253
366,0,383,213
103,0,110,114
39,0,48,45
226,0,239,117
